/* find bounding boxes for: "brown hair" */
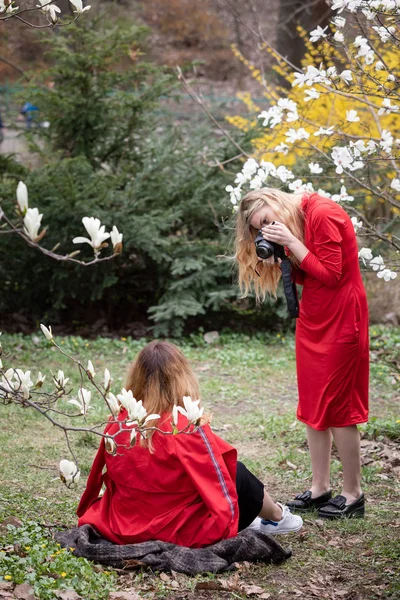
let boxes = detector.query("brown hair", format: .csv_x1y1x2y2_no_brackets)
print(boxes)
125,340,200,449
235,187,305,301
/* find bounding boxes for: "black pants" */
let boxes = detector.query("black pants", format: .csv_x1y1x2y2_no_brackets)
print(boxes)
236,461,264,531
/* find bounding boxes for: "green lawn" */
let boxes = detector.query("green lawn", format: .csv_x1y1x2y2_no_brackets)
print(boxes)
0,327,399,599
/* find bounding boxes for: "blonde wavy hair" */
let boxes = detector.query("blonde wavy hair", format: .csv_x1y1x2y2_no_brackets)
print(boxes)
235,187,305,301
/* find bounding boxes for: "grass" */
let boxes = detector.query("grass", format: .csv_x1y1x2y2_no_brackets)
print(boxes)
0,327,399,599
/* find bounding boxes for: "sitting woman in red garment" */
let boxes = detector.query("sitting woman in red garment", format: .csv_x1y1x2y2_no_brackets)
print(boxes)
234,188,369,519
77,340,303,547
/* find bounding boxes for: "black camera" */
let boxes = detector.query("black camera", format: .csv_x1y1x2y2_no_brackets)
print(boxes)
254,229,285,262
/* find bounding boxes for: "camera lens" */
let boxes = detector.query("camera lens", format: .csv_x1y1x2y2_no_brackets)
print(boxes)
254,230,274,259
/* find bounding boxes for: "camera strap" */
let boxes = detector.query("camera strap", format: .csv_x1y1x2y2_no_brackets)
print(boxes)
280,258,299,319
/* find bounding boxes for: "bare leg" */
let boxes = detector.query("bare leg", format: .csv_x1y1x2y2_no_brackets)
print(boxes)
306,425,332,497
258,491,282,522
331,425,362,503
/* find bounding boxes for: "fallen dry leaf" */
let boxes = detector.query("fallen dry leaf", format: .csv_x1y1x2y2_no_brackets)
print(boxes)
122,559,147,569
286,460,298,470
195,581,224,591
109,590,140,600
242,584,265,595
13,584,35,600
54,590,82,600
259,594,271,599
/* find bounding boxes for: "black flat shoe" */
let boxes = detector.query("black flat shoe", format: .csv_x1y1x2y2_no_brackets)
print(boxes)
286,490,332,512
318,493,365,520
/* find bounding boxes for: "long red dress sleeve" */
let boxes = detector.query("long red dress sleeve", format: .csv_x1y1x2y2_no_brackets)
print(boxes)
299,210,343,288
77,411,239,548
295,194,369,431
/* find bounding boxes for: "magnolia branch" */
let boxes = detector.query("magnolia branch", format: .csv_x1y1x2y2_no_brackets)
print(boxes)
0,205,121,266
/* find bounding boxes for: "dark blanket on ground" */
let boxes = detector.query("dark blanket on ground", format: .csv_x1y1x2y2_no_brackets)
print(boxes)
55,525,292,575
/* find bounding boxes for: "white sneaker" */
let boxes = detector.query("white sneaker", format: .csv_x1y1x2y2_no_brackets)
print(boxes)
245,516,262,531
259,503,303,535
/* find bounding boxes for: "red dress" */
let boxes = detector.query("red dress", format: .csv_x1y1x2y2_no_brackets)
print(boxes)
77,410,239,548
294,193,369,430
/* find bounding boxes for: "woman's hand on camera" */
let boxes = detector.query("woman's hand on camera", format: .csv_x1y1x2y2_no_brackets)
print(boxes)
262,221,296,247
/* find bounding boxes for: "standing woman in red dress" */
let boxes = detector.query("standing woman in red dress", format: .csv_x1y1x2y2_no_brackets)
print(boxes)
235,188,369,518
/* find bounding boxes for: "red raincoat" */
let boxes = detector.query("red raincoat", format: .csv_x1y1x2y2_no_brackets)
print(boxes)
77,410,239,548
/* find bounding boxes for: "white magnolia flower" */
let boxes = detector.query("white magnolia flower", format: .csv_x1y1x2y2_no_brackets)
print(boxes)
387,74,396,82
35,372,46,387
36,0,61,23
54,370,69,389
104,368,111,391
172,404,179,427
288,180,314,193
69,0,91,14
380,129,393,154
23,208,43,241
375,61,385,71
258,107,283,128
40,324,53,341
285,128,310,143
73,217,110,251
309,162,323,174
354,37,375,65
106,392,120,416
378,99,399,116
332,16,346,28
110,226,123,249
373,25,395,42
16,182,28,214
332,185,354,202
274,143,290,154
273,165,295,183
358,248,373,263
309,26,329,43
86,360,95,379
377,269,397,282
351,216,363,232
1,368,15,396
225,185,241,206
250,168,268,190
370,256,385,271
331,147,354,174
304,88,320,102
288,179,304,192
346,110,360,122
104,436,117,455
14,369,33,399
361,8,375,19
390,178,400,192
0,0,19,14
333,31,345,42
59,459,80,488
292,65,327,88
68,388,92,415
340,70,353,84
177,396,204,423
365,140,378,155
327,66,337,79
314,126,335,137
242,158,259,179
116,389,151,424
317,188,331,198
